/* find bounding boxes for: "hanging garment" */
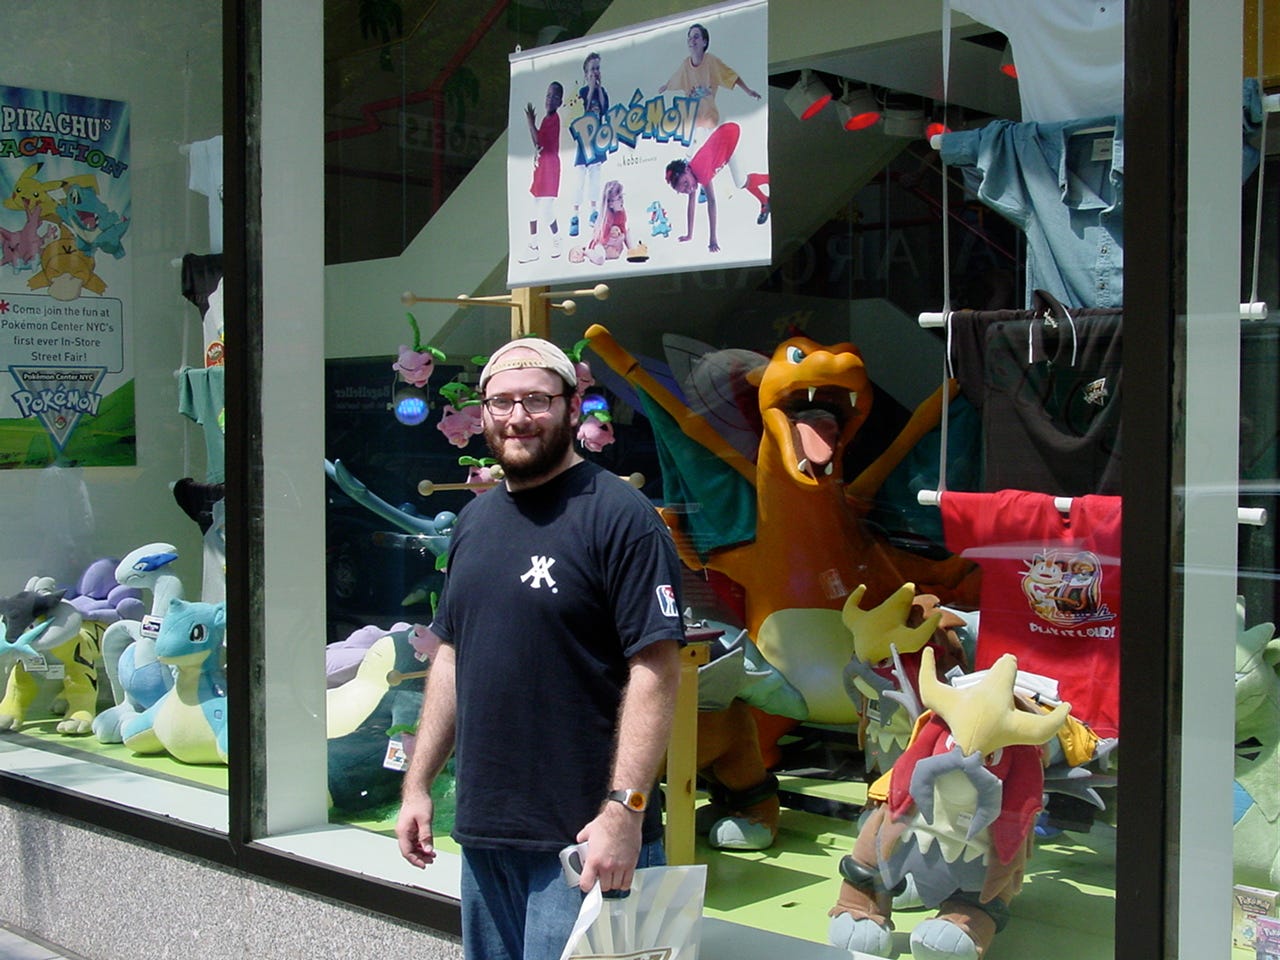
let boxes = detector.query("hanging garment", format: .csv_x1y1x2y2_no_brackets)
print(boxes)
940,489,1121,738
178,365,225,483
947,295,1122,496
181,253,224,367
940,117,1124,309
187,135,224,254
952,0,1124,123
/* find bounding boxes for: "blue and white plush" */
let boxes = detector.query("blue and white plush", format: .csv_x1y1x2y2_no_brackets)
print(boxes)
121,598,227,765
93,544,183,743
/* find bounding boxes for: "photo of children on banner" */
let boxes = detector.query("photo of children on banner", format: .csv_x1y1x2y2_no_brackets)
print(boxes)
569,52,609,239
569,181,646,265
518,81,564,264
505,0,770,285
664,121,770,253
657,22,761,140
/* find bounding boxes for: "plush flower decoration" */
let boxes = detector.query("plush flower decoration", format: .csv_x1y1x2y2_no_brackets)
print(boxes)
459,455,500,496
577,392,615,452
392,313,446,387
436,381,484,448
565,338,595,395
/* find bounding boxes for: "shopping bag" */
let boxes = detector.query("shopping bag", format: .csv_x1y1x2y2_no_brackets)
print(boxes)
558,863,708,960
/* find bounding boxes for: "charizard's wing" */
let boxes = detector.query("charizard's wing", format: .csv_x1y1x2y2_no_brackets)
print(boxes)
585,324,757,560
662,333,765,465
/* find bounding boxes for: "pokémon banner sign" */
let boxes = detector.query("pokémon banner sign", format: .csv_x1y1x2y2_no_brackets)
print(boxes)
507,0,769,288
0,83,134,468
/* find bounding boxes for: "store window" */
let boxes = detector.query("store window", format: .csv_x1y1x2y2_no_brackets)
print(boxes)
0,2,228,832
319,3,1139,957
3,2,1268,957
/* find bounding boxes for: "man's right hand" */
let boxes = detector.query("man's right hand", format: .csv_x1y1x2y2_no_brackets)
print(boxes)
396,792,438,868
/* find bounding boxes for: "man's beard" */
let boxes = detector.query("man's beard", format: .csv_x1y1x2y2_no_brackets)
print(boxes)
484,405,575,482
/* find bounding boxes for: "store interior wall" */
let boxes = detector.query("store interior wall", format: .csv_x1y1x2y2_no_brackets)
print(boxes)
322,0,1014,364
0,1,222,593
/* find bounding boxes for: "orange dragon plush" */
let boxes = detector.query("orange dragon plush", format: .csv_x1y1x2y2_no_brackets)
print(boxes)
585,325,980,849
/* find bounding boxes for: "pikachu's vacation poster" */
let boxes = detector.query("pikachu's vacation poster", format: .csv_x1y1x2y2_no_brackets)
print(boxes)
0,83,134,468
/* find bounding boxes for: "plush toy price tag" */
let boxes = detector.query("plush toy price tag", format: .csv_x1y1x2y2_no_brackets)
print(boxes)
383,737,408,771
141,614,163,639
19,656,64,680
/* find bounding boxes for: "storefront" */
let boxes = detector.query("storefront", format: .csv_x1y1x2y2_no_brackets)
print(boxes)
0,1,1275,958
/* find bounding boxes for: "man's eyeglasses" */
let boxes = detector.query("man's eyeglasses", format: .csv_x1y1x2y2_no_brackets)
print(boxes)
481,392,567,417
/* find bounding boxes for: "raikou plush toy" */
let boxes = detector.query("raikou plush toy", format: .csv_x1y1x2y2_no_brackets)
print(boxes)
0,578,100,734
828,647,1069,960
121,599,227,765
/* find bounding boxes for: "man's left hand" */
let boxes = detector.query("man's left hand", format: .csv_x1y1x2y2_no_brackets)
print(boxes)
575,802,643,893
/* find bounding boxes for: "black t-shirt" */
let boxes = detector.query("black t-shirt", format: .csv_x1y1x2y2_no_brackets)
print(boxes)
950,309,1122,496
431,460,685,851
181,253,222,317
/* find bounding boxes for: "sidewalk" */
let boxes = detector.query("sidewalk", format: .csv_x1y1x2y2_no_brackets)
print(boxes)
0,924,90,960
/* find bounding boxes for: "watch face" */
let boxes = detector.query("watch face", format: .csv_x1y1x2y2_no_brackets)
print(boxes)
611,789,647,812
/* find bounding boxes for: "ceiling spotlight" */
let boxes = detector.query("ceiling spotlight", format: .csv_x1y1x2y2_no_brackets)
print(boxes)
785,69,833,120
836,86,880,131
882,99,925,138
999,41,1018,79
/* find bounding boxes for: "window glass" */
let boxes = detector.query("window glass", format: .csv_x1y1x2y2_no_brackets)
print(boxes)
322,6,1127,956
1232,145,1279,958
0,1,227,830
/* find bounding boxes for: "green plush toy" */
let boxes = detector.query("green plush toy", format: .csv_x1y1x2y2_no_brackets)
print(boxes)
1234,597,1280,889
0,577,100,735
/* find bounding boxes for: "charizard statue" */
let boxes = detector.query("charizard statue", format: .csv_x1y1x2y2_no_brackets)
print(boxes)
585,325,981,850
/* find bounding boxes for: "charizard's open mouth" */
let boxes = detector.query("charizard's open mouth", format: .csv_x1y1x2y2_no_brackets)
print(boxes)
778,386,858,479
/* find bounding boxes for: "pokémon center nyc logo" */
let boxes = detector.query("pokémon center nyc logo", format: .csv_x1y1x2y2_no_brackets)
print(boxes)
8,365,106,450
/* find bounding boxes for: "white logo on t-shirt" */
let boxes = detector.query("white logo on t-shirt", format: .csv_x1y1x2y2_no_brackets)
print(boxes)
521,555,558,591
656,584,678,618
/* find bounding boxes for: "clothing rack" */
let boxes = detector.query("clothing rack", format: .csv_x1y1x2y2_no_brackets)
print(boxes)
916,489,1267,527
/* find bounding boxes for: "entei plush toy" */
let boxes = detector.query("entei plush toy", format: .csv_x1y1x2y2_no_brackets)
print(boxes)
828,648,1069,960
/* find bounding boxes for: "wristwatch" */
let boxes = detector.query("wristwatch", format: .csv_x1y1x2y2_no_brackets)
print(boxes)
607,788,648,813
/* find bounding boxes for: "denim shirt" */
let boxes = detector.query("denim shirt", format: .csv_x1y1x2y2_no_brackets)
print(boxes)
941,116,1124,309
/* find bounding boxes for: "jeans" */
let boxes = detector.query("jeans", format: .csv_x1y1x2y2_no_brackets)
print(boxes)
460,839,667,960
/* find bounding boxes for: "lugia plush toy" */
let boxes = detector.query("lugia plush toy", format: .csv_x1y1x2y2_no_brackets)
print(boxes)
121,599,227,765
0,578,101,734
828,647,1069,960
93,543,184,743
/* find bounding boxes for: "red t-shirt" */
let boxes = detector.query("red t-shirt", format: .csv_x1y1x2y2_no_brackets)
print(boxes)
941,489,1121,737
531,112,560,198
